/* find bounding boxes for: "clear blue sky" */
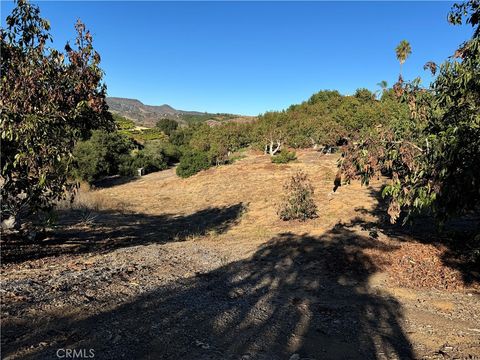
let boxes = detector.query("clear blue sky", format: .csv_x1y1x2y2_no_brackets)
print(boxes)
1,1,473,115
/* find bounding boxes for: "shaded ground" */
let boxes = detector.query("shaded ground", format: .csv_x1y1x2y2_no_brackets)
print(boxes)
1,150,479,359
1,203,246,264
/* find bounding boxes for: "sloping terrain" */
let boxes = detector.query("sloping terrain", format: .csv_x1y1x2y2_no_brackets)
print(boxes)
107,97,201,127
1,151,479,359
106,97,253,127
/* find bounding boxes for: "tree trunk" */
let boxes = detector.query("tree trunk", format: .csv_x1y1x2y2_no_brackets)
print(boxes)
268,140,281,156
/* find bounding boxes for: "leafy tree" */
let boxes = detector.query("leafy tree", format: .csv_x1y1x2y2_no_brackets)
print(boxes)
376,80,388,98
169,126,195,147
247,87,408,153
354,88,375,103
307,90,342,105
134,141,171,174
148,140,181,165
72,131,134,183
156,118,179,136
395,40,412,77
255,111,287,155
341,1,479,224
176,150,211,178
1,0,113,228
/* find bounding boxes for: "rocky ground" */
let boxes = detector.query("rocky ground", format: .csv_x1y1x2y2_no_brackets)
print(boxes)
2,151,479,359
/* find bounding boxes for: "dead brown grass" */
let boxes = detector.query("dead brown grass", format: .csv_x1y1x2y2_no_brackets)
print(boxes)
77,149,477,290
81,150,380,257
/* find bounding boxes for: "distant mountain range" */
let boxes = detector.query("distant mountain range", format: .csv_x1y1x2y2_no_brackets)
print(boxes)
106,97,254,127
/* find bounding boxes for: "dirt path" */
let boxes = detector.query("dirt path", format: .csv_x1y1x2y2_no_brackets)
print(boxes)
2,151,479,359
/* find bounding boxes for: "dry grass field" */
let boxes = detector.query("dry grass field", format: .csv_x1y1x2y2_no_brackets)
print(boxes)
2,150,479,359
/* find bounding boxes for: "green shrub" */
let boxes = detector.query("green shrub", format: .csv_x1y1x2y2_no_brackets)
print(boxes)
118,155,137,177
156,118,179,136
278,171,318,221
134,142,169,174
133,128,168,142
272,150,297,164
149,140,181,164
170,127,195,147
73,130,135,183
176,150,211,178
113,113,135,130
118,141,175,176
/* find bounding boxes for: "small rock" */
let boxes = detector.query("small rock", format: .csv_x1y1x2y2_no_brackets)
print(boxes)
290,354,301,360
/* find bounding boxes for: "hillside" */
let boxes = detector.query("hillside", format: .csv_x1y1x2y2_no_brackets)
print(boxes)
107,97,254,127
2,150,479,359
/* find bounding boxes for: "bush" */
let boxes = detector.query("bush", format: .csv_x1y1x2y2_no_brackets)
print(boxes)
272,150,297,164
118,155,137,177
278,171,318,221
156,118,179,136
176,150,211,178
150,140,181,165
170,127,194,147
134,141,169,174
118,141,177,177
72,130,135,183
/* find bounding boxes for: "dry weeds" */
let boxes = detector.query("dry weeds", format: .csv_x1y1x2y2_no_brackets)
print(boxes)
74,149,477,291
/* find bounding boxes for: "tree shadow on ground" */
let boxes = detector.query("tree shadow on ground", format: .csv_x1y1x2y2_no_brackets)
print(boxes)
91,175,139,189
3,227,415,359
1,203,247,264
349,187,480,286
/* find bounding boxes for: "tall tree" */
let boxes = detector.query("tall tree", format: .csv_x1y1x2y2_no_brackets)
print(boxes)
376,80,388,98
340,1,479,225
395,40,412,78
1,0,114,229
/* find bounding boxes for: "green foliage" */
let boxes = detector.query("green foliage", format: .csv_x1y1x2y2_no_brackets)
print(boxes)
117,155,138,177
156,118,178,136
132,142,169,174
72,131,135,183
152,140,182,165
134,128,168,142
188,122,252,165
0,0,113,225
135,140,181,171
170,126,195,147
176,150,211,178
113,113,135,130
171,121,251,177
421,21,480,220
114,113,169,143
354,88,375,103
254,111,287,153
307,90,342,105
278,171,318,221
253,89,409,151
118,127,168,143
341,1,480,224
395,39,412,76
271,150,297,164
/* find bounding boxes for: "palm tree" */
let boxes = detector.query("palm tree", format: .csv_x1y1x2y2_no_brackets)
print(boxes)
395,40,412,78
376,80,388,98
